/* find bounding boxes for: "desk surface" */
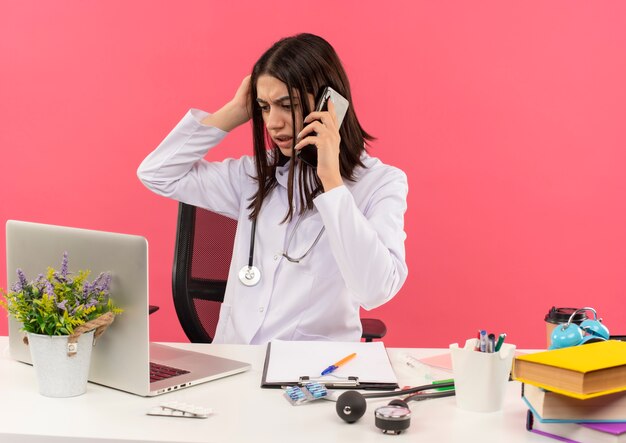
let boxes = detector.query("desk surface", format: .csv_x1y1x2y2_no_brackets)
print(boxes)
0,338,548,443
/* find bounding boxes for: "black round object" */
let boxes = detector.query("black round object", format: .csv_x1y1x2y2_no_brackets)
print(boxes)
336,391,367,423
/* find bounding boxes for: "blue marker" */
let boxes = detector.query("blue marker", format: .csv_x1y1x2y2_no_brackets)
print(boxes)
479,330,487,352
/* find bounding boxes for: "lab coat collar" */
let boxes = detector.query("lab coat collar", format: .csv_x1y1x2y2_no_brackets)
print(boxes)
274,160,317,213
275,161,292,189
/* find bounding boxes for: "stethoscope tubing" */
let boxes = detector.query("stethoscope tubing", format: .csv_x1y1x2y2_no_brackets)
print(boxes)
362,381,455,400
239,214,325,286
248,219,257,268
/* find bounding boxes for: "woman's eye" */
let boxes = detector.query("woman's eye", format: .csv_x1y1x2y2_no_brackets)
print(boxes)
259,105,270,112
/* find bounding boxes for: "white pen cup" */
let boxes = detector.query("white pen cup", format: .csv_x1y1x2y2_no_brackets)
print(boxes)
449,338,516,413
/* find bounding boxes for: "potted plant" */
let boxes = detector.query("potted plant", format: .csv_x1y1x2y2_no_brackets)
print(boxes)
1,251,122,397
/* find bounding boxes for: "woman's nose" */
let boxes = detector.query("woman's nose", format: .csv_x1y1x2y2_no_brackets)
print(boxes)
266,107,284,130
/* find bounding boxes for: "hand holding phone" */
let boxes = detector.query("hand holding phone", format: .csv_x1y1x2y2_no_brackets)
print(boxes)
296,86,349,168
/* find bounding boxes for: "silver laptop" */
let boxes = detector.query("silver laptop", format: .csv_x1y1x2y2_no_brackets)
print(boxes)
6,220,250,396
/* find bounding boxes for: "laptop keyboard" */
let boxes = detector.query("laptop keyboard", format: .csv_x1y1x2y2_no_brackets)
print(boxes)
150,362,190,383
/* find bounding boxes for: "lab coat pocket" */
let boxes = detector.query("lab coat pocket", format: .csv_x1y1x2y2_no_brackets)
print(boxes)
290,282,334,342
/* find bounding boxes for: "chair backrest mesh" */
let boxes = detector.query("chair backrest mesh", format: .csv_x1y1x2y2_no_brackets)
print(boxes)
192,298,223,340
190,209,237,282
176,206,237,342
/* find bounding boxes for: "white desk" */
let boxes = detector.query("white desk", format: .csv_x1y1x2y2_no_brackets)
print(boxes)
0,338,547,443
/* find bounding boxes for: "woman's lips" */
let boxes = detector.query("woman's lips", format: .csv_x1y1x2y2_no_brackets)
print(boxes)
273,136,293,149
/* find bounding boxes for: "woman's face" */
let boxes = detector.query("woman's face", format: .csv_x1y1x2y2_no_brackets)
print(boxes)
256,75,315,157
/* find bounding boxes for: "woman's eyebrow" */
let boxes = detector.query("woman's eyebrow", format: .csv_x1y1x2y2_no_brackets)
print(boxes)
256,96,295,105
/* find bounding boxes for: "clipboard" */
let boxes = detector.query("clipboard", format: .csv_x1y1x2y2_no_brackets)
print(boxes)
261,340,399,390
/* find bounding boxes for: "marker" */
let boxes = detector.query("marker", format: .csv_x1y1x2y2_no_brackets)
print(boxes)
495,333,507,352
321,353,357,376
487,333,496,353
479,330,487,352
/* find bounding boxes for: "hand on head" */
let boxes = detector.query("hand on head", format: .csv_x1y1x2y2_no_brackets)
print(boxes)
200,75,252,132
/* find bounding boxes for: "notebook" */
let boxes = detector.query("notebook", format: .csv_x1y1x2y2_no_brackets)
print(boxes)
5,220,250,396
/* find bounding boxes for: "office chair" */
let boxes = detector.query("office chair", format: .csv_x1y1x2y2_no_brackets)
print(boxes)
171,202,387,343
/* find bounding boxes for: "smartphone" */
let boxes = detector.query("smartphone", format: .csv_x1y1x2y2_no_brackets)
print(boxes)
296,86,350,167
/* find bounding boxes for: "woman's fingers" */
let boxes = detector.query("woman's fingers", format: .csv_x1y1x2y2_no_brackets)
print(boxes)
303,98,338,126
294,117,341,152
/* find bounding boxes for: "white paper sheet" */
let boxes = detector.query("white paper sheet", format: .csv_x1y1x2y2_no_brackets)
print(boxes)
264,340,398,384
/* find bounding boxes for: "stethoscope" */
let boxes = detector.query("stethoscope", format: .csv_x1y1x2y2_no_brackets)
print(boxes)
238,214,326,286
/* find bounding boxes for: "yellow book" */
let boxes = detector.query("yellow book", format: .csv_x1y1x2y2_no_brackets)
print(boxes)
513,340,626,400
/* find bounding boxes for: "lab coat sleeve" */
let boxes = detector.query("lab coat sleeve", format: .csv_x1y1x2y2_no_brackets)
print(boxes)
137,109,248,218
313,169,409,310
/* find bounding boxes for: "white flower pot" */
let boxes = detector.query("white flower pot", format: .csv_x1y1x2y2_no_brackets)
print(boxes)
27,330,95,397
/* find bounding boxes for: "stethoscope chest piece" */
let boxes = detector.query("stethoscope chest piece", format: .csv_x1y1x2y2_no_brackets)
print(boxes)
238,265,261,286
374,402,411,435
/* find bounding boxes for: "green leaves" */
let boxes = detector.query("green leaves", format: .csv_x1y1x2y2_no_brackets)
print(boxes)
0,253,122,336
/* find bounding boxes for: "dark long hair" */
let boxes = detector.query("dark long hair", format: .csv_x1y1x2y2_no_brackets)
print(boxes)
247,33,374,222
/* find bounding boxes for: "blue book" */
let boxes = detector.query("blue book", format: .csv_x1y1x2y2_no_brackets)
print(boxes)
527,410,626,442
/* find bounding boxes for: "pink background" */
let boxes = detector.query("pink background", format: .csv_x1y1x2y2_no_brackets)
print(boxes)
1,1,625,348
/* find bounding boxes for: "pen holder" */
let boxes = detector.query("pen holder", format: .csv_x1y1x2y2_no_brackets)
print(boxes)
449,339,516,413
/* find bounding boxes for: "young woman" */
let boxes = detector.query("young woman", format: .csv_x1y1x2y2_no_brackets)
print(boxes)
138,33,408,344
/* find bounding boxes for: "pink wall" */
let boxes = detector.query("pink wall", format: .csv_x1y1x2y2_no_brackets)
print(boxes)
2,1,625,348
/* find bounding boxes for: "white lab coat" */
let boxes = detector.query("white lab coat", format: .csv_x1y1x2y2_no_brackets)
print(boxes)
138,109,408,344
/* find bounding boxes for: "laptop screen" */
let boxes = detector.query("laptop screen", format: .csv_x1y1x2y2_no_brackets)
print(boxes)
6,220,152,394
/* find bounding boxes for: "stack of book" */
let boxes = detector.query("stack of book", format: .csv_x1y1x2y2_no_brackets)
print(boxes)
513,340,626,442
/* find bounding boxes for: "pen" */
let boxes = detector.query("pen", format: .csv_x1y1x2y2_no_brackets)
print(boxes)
495,333,507,352
321,353,357,376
